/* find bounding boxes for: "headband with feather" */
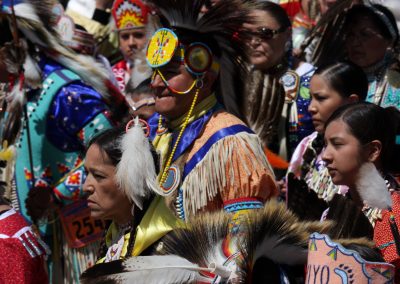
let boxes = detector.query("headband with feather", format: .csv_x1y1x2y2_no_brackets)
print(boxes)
146,0,253,117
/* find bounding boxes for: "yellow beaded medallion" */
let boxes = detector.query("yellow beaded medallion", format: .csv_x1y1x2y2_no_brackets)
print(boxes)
146,28,179,68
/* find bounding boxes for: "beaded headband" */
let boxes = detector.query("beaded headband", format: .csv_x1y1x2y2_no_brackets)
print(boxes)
146,28,218,94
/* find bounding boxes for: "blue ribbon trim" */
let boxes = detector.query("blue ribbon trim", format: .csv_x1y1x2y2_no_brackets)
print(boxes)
224,200,264,213
171,106,221,162
183,124,254,179
148,112,160,141
148,104,222,163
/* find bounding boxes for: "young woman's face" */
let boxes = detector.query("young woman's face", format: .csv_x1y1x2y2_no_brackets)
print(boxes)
308,75,349,133
322,120,366,187
83,144,132,223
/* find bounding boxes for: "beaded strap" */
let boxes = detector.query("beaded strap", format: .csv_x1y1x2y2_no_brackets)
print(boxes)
159,89,199,185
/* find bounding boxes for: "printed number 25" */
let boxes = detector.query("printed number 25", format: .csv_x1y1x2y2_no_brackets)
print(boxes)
72,217,94,239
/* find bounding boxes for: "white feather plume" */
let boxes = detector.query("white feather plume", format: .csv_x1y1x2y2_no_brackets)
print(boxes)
116,120,163,210
355,162,392,209
17,16,112,98
23,53,42,89
81,255,210,284
14,3,41,22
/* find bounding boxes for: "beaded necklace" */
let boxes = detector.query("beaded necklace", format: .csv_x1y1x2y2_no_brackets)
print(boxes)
158,88,199,186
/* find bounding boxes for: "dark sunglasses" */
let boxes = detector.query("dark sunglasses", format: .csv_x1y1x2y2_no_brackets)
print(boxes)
252,26,288,40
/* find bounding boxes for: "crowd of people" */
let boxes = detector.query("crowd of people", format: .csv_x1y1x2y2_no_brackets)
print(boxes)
0,0,399,283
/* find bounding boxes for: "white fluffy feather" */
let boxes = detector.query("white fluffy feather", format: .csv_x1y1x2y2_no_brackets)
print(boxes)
14,3,41,23
19,23,111,98
116,121,163,210
82,255,210,284
355,162,392,209
23,53,42,89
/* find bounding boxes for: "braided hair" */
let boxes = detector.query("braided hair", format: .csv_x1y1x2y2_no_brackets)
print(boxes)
87,127,160,260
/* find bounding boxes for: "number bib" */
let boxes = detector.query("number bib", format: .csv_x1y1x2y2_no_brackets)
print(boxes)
60,200,106,248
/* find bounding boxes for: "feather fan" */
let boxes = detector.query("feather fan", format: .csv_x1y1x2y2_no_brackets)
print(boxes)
241,200,332,268
156,211,230,267
80,200,384,283
157,201,333,282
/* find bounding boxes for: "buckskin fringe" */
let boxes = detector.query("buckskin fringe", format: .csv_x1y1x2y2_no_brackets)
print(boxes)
182,132,273,217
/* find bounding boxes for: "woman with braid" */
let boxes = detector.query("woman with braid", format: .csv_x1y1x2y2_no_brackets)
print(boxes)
83,126,179,262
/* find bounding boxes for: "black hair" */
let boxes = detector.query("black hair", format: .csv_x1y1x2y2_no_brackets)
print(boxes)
87,127,160,260
314,61,368,101
86,127,124,166
325,102,400,174
344,4,399,47
87,126,160,174
342,244,385,262
301,62,368,172
125,77,154,97
75,24,88,33
0,18,13,46
257,1,291,30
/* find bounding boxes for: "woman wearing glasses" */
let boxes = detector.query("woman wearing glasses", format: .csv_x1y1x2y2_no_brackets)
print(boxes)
243,1,315,163
343,4,400,110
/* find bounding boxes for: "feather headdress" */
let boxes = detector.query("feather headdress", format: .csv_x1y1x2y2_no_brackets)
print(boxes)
0,0,127,145
146,0,254,117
